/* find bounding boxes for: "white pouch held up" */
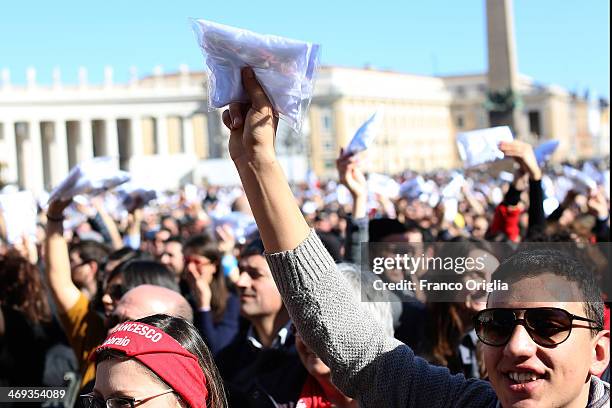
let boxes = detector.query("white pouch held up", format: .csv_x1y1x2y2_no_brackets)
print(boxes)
48,157,130,203
345,110,383,155
192,19,321,133
456,126,514,168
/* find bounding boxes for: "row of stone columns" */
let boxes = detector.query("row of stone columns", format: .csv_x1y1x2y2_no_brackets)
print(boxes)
0,114,203,193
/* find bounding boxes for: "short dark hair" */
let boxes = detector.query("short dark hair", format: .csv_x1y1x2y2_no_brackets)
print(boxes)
183,234,213,251
69,240,110,265
492,248,604,335
164,236,184,245
108,260,179,293
240,237,265,258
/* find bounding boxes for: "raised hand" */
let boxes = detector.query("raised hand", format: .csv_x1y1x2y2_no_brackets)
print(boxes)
587,188,609,219
216,224,236,255
336,148,367,199
221,67,279,164
185,263,213,310
47,198,72,220
499,140,542,181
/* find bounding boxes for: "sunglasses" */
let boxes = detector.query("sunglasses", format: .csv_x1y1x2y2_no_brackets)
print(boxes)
184,256,213,267
78,389,174,408
474,307,603,348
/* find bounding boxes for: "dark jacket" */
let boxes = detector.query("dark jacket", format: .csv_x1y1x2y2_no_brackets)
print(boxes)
215,323,307,408
194,292,241,356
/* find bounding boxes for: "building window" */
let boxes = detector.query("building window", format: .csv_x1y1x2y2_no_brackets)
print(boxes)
528,110,541,137
320,109,332,132
456,86,466,97
456,115,464,128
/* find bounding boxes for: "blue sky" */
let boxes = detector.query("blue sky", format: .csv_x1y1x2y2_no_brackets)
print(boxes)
1,1,609,98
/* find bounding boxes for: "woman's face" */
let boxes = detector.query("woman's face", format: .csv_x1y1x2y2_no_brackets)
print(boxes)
184,251,216,285
94,358,179,407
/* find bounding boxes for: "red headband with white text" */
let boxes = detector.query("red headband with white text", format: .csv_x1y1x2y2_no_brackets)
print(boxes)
93,321,208,408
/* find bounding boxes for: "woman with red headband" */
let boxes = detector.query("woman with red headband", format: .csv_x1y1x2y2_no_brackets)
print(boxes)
79,314,227,408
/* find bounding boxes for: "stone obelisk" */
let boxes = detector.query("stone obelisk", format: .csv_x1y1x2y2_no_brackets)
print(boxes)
486,0,523,137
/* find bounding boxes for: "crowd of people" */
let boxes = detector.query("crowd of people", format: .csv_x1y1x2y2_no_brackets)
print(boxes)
0,67,609,407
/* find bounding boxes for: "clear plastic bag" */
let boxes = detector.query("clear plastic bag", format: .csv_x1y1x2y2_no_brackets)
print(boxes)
192,19,321,133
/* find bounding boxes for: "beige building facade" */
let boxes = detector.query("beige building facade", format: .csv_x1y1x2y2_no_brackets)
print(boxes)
441,72,609,163
308,66,458,178
0,65,609,192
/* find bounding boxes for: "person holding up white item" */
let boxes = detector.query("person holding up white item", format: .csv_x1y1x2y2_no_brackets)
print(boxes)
0,191,38,245
533,140,559,165
456,126,513,168
192,19,320,133
563,165,598,195
344,110,383,156
48,157,130,203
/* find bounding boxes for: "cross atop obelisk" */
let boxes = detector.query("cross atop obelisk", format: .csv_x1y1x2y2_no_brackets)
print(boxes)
486,0,523,136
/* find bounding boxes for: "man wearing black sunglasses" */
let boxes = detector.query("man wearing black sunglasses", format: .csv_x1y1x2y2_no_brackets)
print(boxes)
474,249,609,408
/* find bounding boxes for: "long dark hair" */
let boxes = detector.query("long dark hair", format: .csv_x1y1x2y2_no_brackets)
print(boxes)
425,239,495,372
0,249,51,323
97,314,227,408
183,235,229,324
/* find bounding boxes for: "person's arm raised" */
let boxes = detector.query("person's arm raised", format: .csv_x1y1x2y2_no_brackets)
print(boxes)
223,67,310,253
45,199,81,313
222,68,494,407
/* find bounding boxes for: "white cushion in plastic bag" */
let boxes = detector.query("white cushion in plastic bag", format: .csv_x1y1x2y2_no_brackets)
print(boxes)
192,19,320,133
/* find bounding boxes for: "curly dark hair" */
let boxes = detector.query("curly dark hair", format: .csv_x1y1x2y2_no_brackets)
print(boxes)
0,249,51,323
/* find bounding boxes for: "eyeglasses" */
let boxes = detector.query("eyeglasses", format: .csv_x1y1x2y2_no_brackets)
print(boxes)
78,389,175,408
105,284,128,302
474,307,603,348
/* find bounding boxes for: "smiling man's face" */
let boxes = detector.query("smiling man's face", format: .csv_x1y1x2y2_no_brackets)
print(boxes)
483,274,608,408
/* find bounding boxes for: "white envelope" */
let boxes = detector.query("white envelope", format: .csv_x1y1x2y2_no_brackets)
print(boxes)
534,140,559,164
553,176,574,203
345,111,383,155
582,162,605,185
562,166,597,195
400,176,426,199
442,198,459,223
499,171,515,183
192,19,321,133
456,126,514,168
441,173,465,199
367,173,400,199
48,157,130,203
543,197,560,217
0,191,37,244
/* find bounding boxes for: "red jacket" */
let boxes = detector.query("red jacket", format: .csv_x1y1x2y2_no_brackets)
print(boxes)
489,204,522,242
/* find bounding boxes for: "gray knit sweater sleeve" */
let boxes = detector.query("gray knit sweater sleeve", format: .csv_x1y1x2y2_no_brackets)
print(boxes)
266,230,498,408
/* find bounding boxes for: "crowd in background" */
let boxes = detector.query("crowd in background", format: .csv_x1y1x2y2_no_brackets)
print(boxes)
0,139,609,407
